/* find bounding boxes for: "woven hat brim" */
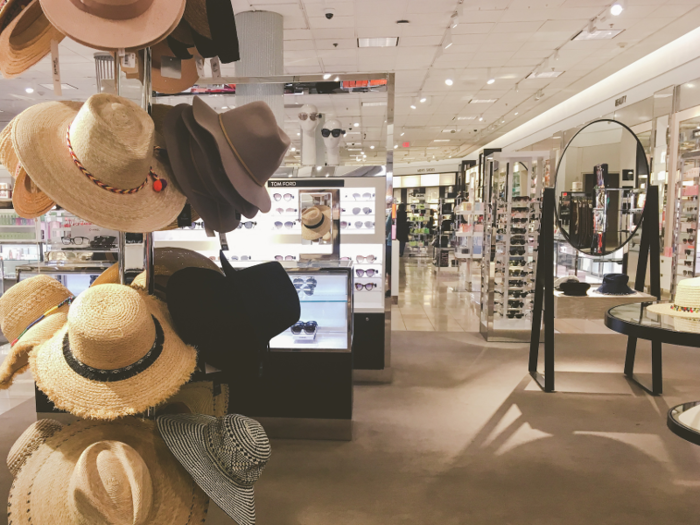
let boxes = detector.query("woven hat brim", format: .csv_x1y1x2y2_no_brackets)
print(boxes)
0,1,65,79
8,417,208,525
301,206,331,240
12,100,186,233
31,292,197,420
40,0,184,51
157,414,257,525
646,302,700,319
0,311,66,390
13,168,55,218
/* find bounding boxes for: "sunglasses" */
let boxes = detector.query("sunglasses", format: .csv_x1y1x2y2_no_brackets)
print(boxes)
356,255,376,263
511,228,527,234
507,313,525,319
686,206,698,211
682,269,694,276
291,320,318,335
510,291,531,298
509,280,527,287
509,269,531,276
229,255,251,261
352,193,374,200
687,228,697,233
275,255,296,261
321,128,346,138
61,236,89,245
275,208,297,214
356,269,377,277
355,282,377,291
682,237,695,243
298,112,319,121
273,193,294,202
684,260,693,267
510,239,526,246
513,196,529,201
510,248,526,255
237,221,257,229
274,221,297,229
686,249,693,255
508,300,524,308
348,207,372,215
293,277,317,287
512,218,528,223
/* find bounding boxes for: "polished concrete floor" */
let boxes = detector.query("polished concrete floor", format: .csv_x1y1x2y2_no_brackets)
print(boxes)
2,257,700,524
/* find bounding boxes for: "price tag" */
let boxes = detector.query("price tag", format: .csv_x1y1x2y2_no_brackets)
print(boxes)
194,54,205,78
219,232,229,251
120,52,136,69
210,56,221,78
118,48,126,57
50,39,61,96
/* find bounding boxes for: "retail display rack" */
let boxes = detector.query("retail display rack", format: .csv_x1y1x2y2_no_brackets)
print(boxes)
672,158,700,293
404,193,437,258
480,151,548,342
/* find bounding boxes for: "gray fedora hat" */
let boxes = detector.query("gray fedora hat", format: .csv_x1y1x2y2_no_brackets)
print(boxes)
163,104,241,233
157,413,271,525
191,97,291,213
181,105,259,219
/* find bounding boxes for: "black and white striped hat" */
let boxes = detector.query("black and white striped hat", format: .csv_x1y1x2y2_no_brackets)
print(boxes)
156,413,271,525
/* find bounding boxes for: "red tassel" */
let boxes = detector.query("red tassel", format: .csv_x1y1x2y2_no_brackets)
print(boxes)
153,179,163,192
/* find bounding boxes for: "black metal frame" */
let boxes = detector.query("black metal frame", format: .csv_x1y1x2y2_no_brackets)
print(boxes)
528,185,661,393
668,400,700,446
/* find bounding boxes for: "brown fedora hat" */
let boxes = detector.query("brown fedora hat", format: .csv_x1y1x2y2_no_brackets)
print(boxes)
39,0,185,51
191,97,291,214
0,0,65,79
151,40,199,95
162,104,241,232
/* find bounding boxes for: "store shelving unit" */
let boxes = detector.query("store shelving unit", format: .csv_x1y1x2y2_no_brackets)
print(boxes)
671,160,700,292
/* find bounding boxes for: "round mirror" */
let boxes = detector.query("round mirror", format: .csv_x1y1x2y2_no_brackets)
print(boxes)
554,119,649,256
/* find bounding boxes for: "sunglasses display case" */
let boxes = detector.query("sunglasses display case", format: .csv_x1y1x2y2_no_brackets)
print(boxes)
672,161,700,290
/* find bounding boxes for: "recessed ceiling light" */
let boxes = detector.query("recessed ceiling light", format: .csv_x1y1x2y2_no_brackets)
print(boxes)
470,99,497,104
501,120,505,124
24,87,34,93
420,97,427,103
527,71,564,79
434,139,450,143
514,112,518,116
478,116,484,121
348,148,361,151
573,28,624,41
394,145,398,149
353,122,359,127
297,132,300,136
291,147,296,152
323,73,332,80
334,76,340,82
445,78,453,86
370,145,375,149
610,1,623,16
221,106,228,109
410,104,417,109
358,37,399,48
400,132,405,136
316,166,322,171
487,78,495,85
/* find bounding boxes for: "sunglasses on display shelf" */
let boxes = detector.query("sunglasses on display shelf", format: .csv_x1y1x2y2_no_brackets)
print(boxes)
510,239,526,246
321,128,346,138
274,255,297,261
687,228,697,233
274,221,297,230
510,248,526,256
507,312,526,319
275,208,298,215
513,196,529,202
298,112,319,121
511,228,527,235
186,221,204,229
355,282,377,291
686,249,693,255
682,237,695,243
273,193,294,202
352,207,373,215
291,320,318,335
684,261,693,267
61,236,90,245
356,255,376,264
229,256,252,261
510,291,531,298
237,221,257,230
356,269,377,277
509,270,531,277
293,277,317,287
683,270,695,276
352,193,374,201
512,218,528,224
509,280,527,287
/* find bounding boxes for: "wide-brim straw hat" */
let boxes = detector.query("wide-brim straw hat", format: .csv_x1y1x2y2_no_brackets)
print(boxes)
151,39,199,95
0,275,72,390
8,417,209,525
31,284,197,420
0,0,65,79
39,0,184,52
648,276,700,319
157,414,271,525
12,94,186,232
301,205,331,241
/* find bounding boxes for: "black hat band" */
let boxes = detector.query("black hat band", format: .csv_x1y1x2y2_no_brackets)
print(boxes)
305,214,325,230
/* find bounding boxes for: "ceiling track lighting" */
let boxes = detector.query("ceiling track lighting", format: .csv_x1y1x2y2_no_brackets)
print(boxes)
588,18,597,33
442,30,453,50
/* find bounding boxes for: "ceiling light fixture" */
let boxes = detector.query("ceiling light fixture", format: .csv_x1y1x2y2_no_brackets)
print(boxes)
334,76,340,82
574,28,623,40
25,87,34,93
478,116,483,121
515,82,519,93
470,99,497,104
527,71,564,79
316,166,322,172
323,73,332,80
410,104,417,109
361,101,388,107
400,132,405,136
445,78,453,86
354,122,360,127
450,11,459,29
487,78,495,85
610,0,623,16
443,30,453,50
486,67,495,85
534,89,544,101
420,96,427,103
291,147,296,152
434,139,450,142
514,112,518,116
394,145,398,149
370,145,375,149
357,37,399,48
456,116,476,120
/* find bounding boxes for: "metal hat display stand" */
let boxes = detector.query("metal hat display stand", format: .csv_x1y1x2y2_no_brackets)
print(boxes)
528,184,661,393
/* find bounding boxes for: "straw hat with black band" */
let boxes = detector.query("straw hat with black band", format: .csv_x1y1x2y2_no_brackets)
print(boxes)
191,97,291,214
0,275,72,390
31,283,197,420
163,103,242,233
39,0,185,51
12,94,186,233
8,417,209,525
0,0,65,79
301,205,331,241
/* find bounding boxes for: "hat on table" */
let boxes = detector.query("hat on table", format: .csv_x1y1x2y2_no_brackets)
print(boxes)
39,0,185,51
166,256,300,379
12,94,186,232
559,281,591,297
301,205,331,241
0,275,72,390
31,284,197,420
8,417,209,525
0,0,65,79
554,275,578,290
0,115,57,218
648,277,700,318
157,413,270,525
191,97,291,213
595,273,635,295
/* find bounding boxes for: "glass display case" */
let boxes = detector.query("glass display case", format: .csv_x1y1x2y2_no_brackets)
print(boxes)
17,263,114,296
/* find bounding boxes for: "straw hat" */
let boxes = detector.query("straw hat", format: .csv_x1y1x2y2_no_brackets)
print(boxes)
151,39,199,95
31,284,197,420
301,205,331,240
648,277,700,318
157,413,271,525
191,98,291,214
39,0,185,51
12,94,186,232
8,417,209,525
0,275,72,390
158,380,229,417
0,0,65,79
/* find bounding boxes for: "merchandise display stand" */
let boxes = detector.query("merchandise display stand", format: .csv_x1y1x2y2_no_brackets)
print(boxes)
453,198,484,292
529,186,661,392
671,161,700,294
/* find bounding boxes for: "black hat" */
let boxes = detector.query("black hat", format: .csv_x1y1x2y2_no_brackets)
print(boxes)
595,273,635,295
559,281,591,297
166,255,300,380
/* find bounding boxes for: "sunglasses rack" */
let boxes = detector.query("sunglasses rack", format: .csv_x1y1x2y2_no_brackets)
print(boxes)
404,197,437,257
671,163,700,292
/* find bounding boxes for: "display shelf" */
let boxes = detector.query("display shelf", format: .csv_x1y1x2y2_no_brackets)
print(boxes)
271,330,349,352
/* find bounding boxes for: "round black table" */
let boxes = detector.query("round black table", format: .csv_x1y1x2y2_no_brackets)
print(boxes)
605,302,700,395
668,401,700,446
